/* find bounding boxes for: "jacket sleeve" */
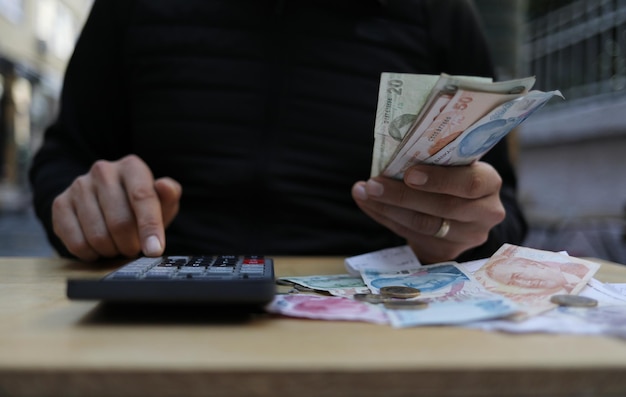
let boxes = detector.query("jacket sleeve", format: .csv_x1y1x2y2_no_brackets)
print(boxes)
28,0,134,256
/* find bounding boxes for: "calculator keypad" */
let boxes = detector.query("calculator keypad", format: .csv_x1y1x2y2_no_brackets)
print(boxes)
105,255,267,280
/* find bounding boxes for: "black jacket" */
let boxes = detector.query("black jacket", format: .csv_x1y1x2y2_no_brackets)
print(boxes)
30,0,527,259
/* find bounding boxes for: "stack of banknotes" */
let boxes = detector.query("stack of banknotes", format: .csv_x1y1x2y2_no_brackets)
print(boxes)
267,243,626,336
371,73,563,178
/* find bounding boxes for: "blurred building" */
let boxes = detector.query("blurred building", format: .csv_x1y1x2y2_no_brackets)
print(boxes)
0,0,92,211
476,0,625,263
516,0,626,262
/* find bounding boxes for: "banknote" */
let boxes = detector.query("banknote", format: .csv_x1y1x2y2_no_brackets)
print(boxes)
467,279,626,338
278,274,370,297
344,245,421,276
371,72,538,178
385,297,518,328
424,90,563,166
361,261,495,299
266,294,389,324
472,244,600,319
359,261,518,327
371,73,513,176
382,90,521,178
371,73,442,176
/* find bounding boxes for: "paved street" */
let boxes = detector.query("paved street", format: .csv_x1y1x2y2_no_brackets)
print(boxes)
0,207,55,257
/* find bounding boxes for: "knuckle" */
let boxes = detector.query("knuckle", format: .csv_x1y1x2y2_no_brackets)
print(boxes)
435,194,459,217
409,213,440,234
117,241,142,258
89,160,113,180
129,184,158,203
397,186,414,207
52,194,70,215
466,173,486,197
63,238,97,261
120,154,141,166
73,174,92,192
107,216,135,235
119,154,149,174
492,204,506,223
86,230,112,249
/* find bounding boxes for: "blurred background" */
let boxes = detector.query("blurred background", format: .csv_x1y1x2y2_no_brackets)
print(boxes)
0,0,624,263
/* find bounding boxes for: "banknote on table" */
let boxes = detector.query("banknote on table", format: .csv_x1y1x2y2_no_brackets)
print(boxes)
277,274,370,297
266,294,389,324
360,261,519,327
472,244,600,319
467,278,626,338
371,72,554,179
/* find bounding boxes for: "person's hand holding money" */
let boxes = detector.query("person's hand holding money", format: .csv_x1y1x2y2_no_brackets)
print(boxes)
351,161,505,264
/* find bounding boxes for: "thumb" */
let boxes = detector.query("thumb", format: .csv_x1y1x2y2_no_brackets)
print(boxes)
154,177,182,228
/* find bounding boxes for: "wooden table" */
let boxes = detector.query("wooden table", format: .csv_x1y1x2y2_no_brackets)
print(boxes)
1,256,626,397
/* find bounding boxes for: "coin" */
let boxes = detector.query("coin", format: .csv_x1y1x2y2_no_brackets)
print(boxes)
383,300,428,310
550,294,598,308
353,293,386,304
379,286,421,299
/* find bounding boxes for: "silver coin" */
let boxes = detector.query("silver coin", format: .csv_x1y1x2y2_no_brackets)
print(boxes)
383,300,428,310
353,293,386,304
550,294,598,307
379,286,421,299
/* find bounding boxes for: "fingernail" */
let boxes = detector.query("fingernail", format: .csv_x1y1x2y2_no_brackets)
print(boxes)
144,235,163,256
353,183,368,200
365,179,384,197
406,170,428,186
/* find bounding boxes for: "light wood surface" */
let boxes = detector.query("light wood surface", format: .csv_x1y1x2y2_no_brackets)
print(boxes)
1,256,626,397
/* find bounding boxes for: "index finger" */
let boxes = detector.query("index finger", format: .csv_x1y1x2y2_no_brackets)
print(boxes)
403,162,502,199
119,156,165,256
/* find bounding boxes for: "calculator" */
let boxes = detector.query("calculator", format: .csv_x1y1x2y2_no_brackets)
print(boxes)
67,255,275,307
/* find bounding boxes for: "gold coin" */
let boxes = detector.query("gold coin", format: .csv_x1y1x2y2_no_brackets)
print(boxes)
383,300,428,310
550,294,598,308
379,286,421,299
353,293,386,304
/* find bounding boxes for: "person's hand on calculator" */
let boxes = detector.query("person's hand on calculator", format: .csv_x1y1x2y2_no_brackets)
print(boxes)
51,154,182,261
351,162,505,264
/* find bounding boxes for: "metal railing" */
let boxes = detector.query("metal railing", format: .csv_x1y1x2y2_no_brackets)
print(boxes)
525,0,626,101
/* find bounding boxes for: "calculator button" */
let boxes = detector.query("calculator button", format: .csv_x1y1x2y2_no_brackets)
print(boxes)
215,255,239,265
241,265,264,273
144,272,175,279
243,256,265,264
208,267,235,273
110,271,141,279
183,261,205,268
178,267,205,273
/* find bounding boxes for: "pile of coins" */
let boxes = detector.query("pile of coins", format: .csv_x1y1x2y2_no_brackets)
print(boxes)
354,286,428,310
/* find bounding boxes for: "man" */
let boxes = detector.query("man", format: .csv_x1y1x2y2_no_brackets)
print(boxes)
29,0,527,263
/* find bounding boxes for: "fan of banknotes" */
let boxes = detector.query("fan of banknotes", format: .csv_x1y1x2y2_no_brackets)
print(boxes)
371,73,563,179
